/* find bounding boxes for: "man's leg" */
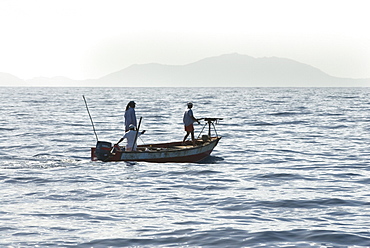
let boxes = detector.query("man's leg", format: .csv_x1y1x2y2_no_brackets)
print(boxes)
191,131,196,145
183,132,190,143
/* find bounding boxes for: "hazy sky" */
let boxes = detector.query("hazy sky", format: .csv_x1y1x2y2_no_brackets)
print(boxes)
0,0,369,80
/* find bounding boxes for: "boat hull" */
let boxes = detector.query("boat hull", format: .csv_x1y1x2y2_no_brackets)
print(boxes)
91,137,221,163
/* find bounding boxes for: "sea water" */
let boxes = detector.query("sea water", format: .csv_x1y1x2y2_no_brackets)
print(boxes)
1,87,370,247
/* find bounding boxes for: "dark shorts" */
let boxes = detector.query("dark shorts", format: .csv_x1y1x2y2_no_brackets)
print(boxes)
184,124,194,132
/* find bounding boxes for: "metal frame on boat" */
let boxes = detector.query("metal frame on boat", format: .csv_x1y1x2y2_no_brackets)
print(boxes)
91,118,222,163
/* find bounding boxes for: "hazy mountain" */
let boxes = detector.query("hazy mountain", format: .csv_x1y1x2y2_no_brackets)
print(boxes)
26,76,90,87
96,54,369,87
1,54,369,87
0,72,29,86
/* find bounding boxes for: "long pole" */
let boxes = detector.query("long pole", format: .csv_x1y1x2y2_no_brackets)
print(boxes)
83,95,99,141
132,117,142,151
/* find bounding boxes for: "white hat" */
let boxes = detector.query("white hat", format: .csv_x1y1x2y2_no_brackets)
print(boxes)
129,124,136,130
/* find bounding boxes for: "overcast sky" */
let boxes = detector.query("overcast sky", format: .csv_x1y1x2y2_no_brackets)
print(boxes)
0,0,369,81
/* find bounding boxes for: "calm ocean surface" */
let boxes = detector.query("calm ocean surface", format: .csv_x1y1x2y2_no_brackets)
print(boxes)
1,87,370,247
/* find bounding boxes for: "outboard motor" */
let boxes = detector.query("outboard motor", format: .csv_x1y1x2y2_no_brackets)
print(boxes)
95,141,112,161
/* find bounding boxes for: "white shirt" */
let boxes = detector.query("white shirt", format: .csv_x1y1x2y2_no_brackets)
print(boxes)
122,130,141,151
183,109,195,126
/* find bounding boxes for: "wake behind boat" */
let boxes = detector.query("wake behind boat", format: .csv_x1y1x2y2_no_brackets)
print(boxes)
91,118,223,163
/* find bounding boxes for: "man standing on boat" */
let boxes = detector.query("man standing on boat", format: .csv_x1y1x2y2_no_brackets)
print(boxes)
183,102,200,145
124,101,137,132
115,124,145,151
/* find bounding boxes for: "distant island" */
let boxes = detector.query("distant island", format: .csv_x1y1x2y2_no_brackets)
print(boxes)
1,53,369,87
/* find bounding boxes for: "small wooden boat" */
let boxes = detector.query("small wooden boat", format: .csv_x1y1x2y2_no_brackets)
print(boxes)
91,118,222,163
